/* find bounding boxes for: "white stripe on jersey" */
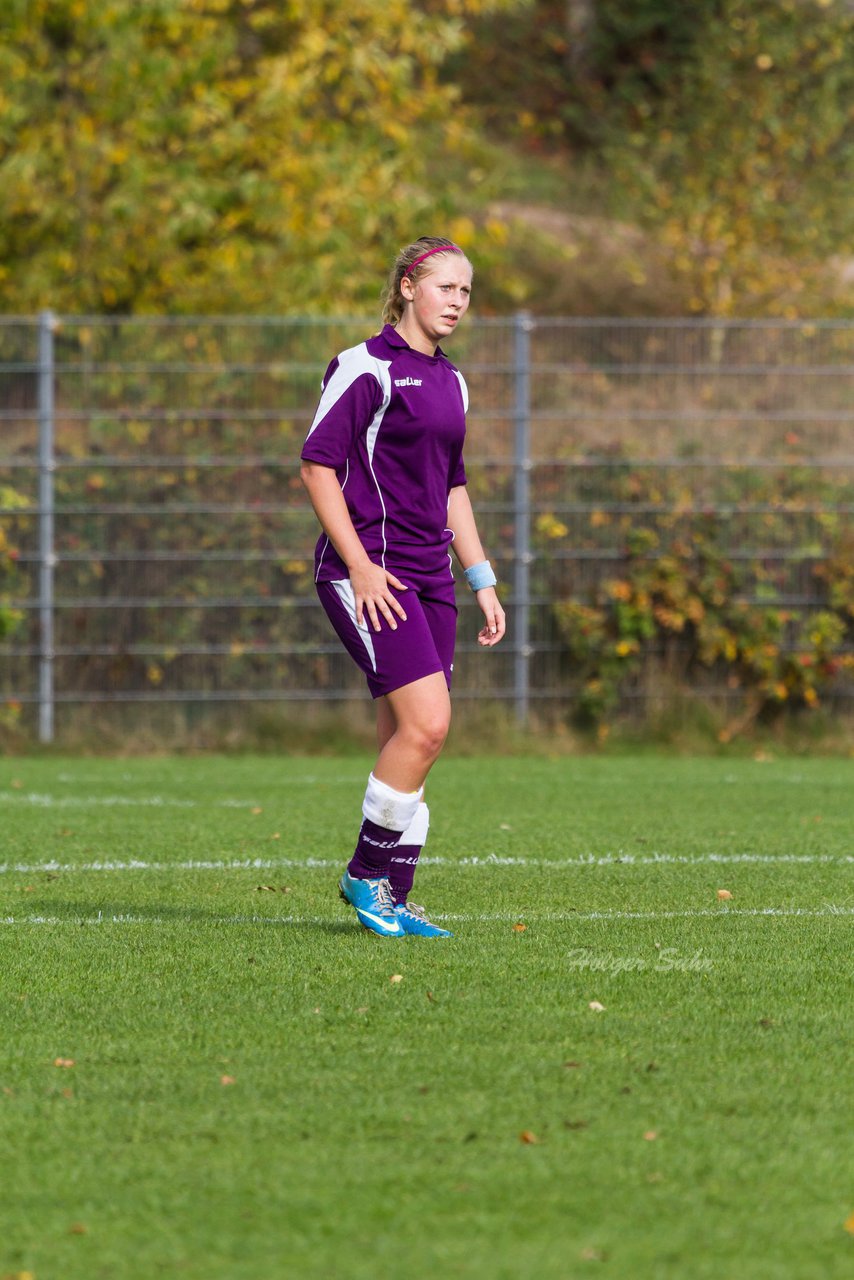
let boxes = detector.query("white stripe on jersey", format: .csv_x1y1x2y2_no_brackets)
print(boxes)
306,341,393,574
331,580,377,672
304,343,391,441
453,369,469,414
365,406,389,569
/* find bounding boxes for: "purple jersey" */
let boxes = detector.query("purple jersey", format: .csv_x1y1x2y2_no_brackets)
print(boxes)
301,324,468,581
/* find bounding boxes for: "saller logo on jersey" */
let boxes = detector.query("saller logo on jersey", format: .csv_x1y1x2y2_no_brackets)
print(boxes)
394,377,423,387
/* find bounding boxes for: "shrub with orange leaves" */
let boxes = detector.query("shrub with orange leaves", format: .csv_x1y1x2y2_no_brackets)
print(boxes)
551,466,853,735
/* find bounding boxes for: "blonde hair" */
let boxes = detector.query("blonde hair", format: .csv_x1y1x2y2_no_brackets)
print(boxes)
381,236,473,325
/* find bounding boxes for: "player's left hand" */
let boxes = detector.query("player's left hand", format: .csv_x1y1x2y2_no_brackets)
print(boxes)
475,587,506,647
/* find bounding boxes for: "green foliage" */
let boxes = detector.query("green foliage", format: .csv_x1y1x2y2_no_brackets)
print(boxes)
1,0,850,317
0,0,521,314
610,0,854,314
451,0,854,316
545,464,854,736
0,484,28,730
449,0,708,142
0,484,27,641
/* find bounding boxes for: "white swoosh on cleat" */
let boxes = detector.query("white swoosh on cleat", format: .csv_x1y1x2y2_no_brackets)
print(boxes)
357,909,402,934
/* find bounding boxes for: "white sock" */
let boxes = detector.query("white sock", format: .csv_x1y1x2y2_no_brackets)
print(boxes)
399,802,430,848
362,772,423,833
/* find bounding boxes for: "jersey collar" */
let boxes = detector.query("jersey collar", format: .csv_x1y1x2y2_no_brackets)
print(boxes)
382,324,447,362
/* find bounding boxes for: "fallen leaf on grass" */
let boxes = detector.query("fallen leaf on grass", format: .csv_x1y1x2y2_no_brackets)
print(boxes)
588,1001,606,1012
643,1130,659,1141
717,888,733,900
844,1210,854,1235
389,974,403,984
563,1060,582,1070
512,923,527,933
53,1058,75,1068
69,1223,87,1235
220,1075,237,1086
251,807,263,815
426,991,436,1003
519,1130,540,1144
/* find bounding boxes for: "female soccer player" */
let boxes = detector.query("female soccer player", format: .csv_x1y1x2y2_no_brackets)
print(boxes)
300,236,505,938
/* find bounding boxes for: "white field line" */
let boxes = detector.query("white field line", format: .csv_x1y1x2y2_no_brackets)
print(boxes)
0,783,356,809
0,852,852,876
440,905,854,921
2,905,853,927
2,792,256,810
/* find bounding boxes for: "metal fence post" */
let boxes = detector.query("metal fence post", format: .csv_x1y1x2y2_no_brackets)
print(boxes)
37,310,56,744
513,311,533,726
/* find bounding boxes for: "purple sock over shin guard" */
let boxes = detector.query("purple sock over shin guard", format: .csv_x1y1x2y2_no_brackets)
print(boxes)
388,846,420,904
347,818,402,881
388,802,430,903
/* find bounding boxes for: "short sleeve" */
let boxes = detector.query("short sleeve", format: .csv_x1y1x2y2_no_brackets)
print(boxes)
301,351,386,469
450,455,467,488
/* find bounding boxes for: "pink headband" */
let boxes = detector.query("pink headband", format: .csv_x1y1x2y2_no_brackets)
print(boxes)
403,244,464,277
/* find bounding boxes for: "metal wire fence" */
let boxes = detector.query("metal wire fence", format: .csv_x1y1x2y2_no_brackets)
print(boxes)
1,313,852,742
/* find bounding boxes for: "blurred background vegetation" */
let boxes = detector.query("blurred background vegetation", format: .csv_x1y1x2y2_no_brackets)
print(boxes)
1,0,852,319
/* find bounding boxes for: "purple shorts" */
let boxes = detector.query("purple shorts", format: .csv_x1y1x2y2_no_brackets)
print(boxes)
317,573,457,699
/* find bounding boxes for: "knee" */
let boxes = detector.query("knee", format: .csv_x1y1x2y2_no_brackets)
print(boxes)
408,711,450,761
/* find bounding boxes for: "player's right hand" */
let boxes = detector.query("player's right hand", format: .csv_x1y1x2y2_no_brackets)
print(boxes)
350,563,408,632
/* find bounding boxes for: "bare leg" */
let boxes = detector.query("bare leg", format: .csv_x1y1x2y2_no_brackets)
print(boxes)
376,692,431,812
375,694,396,755
372,672,450,793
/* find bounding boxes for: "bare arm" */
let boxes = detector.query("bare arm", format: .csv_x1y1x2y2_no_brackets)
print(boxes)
300,460,407,632
447,485,506,647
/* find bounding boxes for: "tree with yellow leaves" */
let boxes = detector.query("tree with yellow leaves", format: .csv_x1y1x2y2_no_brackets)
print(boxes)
0,0,523,314
608,0,854,315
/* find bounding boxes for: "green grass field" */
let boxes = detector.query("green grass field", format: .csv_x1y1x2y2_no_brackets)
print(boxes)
1,753,852,1279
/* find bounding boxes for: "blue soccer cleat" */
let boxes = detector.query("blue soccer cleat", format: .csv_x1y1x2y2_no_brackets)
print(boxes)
394,901,453,938
338,870,405,937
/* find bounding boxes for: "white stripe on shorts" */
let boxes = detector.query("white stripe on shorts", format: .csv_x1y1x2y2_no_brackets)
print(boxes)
331,579,377,672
